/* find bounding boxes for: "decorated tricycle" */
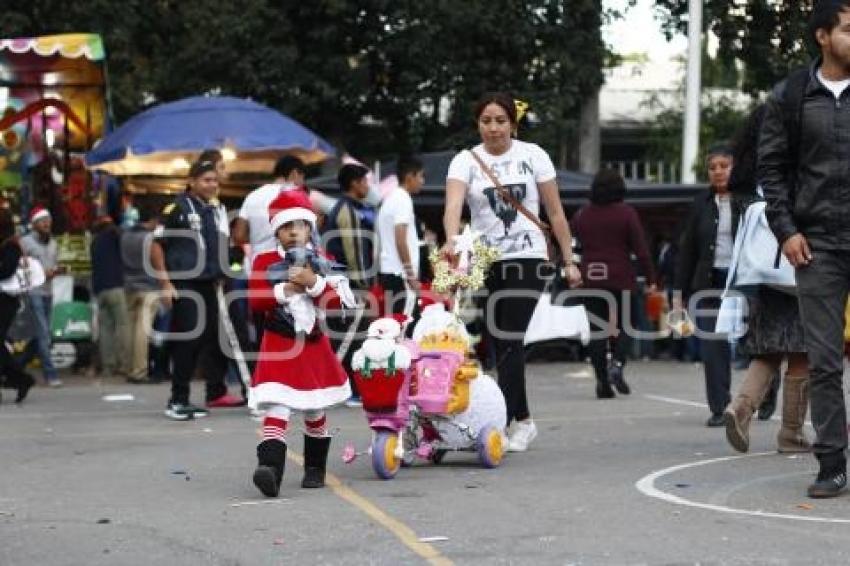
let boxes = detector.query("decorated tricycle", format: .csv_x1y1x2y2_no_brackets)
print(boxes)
347,228,506,480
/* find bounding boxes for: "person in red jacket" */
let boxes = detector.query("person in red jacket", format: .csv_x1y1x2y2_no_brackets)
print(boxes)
248,189,355,497
571,169,655,399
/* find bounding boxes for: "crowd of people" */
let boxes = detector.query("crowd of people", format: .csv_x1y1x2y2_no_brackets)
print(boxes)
2,1,850,500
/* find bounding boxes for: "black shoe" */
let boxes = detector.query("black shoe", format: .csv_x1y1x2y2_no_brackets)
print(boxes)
254,439,287,497
164,402,208,420
808,470,847,499
608,363,631,395
757,372,780,420
301,435,331,488
14,373,35,404
706,414,725,427
596,383,616,399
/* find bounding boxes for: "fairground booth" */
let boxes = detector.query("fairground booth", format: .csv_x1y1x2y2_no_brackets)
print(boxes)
0,33,111,272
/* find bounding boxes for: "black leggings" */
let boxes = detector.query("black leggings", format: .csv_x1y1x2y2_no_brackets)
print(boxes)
482,258,547,424
583,290,632,384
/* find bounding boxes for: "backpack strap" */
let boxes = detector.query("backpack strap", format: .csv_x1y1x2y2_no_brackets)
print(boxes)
779,66,810,180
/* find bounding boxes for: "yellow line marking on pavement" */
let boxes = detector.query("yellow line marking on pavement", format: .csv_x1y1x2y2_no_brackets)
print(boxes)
288,451,454,566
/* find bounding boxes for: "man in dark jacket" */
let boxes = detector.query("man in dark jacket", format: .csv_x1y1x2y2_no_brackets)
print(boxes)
758,0,850,498
90,216,130,376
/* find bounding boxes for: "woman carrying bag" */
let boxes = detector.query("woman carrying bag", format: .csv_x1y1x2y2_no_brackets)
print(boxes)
571,169,655,399
723,105,810,454
442,92,581,452
674,144,738,427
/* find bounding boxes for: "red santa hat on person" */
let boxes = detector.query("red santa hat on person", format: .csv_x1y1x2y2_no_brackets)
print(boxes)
268,188,317,234
29,205,51,225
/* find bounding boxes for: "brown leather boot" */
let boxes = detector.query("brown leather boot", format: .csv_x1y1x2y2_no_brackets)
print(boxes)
724,359,775,453
777,373,811,453
724,397,756,453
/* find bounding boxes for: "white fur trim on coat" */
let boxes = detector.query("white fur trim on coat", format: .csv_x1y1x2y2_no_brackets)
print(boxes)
306,275,327,297
249,381,352,411
270,208,317,234
273,282,290,304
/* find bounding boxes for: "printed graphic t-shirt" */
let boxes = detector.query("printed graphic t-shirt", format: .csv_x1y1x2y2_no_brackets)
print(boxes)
446,140,556,260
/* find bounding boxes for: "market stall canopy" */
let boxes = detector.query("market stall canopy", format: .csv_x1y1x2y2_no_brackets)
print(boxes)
0,34,107,152
85,96,335,176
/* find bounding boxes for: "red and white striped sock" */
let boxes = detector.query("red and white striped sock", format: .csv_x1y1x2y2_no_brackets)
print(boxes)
304,411,327,438
262,416,288,442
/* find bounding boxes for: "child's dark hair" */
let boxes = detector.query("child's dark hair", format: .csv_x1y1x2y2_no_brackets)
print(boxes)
273,155,306,179
589,168,627,205
337,164,370,192
474,92,517,124
396,156,424,184
809,0,850,45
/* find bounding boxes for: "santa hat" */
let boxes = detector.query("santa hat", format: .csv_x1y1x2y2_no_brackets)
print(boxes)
268,189,317,234
390,313,411,331
366,317,402,340
29,206,51,224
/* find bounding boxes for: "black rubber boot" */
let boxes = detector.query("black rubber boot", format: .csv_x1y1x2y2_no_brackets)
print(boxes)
301,435,331,488
808,452,847,499
608,361,631,395
592,355,615,399
14,373,35,404
253,439,287,497
1,368,34,404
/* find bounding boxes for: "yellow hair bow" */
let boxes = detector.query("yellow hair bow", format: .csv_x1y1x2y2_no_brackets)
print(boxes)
514,99,529,122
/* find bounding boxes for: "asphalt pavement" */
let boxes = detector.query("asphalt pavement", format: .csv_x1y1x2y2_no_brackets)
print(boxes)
2,361,849,566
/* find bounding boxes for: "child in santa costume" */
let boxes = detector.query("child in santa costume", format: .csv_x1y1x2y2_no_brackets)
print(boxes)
248,189,355,497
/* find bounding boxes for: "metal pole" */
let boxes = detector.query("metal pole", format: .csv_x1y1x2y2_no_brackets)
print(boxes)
682,0,702,184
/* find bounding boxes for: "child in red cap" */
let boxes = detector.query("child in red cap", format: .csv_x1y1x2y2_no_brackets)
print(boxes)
248,189,356,496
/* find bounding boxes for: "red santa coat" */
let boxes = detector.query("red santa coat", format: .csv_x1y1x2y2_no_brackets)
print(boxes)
248,249,351,410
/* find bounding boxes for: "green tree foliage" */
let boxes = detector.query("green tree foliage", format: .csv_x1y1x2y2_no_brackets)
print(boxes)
654,1,814,94
646,92,750,180
1,1,610,164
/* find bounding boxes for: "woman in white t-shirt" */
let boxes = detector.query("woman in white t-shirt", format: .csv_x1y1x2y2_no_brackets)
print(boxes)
443,92,582,452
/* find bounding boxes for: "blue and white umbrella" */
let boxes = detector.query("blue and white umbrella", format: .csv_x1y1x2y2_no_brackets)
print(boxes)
85,96,334,176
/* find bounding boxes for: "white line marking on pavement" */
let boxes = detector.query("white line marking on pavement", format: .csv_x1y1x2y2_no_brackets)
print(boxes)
643,394,708,409
636,452,850,524
229,499,294,508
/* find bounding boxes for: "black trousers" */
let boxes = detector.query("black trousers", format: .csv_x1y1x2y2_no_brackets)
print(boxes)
693,269,731,416
583,290,632,384
199,278,252,399
169,280,228,404
0,293,31,390
796,250,850,464
378,273,420,325
483,258,547,424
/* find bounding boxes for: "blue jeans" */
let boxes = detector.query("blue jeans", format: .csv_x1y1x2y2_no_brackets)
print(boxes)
27,294,57,382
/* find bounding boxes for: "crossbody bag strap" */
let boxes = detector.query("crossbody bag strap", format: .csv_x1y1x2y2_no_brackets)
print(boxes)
468,149,552,235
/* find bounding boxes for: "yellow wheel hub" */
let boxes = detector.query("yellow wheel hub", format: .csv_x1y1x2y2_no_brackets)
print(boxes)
487,430,503,464
384,435,400,472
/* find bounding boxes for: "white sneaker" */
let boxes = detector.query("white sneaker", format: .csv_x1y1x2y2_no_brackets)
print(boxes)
508,419,538,452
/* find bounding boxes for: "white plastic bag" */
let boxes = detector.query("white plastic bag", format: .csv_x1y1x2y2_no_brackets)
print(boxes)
523,292,591,346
